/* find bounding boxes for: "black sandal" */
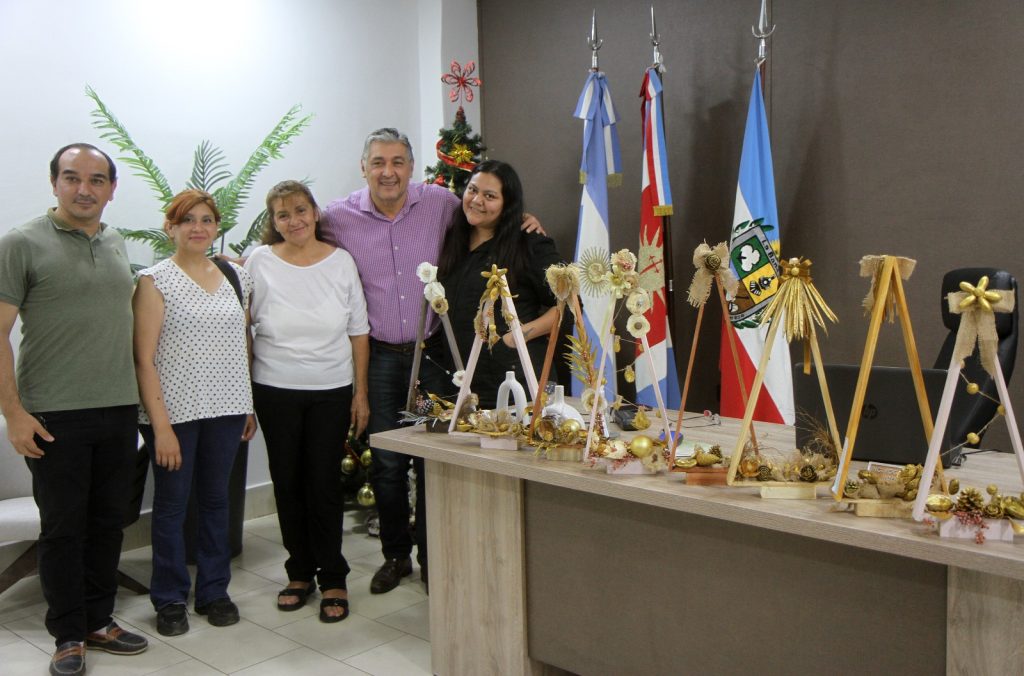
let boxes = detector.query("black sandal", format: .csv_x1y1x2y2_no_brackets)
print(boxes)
276,583,314,611
319,596,349,623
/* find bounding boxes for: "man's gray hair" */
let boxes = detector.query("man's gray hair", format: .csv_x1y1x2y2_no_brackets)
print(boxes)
361,127,414,164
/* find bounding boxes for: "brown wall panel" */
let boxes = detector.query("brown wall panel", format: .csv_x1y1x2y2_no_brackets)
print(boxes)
479,0,1024,451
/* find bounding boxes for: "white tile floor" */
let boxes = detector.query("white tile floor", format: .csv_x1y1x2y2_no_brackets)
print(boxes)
0,508,431,675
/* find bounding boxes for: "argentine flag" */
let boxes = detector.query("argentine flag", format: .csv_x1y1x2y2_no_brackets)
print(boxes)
573,71,621,398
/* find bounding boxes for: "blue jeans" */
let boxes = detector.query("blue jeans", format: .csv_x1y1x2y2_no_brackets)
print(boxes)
140,415,245,609
26,405,138,646
367,340,449,567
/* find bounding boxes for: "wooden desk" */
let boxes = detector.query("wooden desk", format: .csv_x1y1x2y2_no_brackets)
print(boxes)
372,417,1024,675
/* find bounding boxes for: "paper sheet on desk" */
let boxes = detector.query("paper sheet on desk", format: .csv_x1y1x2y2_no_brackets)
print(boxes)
673,440,698,459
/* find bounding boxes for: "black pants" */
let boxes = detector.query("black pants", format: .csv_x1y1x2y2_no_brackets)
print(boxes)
25,405,138,646
253,383,352,590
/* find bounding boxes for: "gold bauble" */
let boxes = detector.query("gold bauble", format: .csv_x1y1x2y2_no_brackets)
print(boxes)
356,483,376,507
925,494,954,513
360,449,373,467
1003,500,1024,520
966,432,981,446
987,483,999,495
739,454,761,478
966,382,980,395
998,405,1006,416
559,419,582,440
629,435,655,459
341,455,357,476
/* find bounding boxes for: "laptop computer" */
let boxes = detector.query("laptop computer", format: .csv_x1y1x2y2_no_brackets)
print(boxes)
792,364,955,468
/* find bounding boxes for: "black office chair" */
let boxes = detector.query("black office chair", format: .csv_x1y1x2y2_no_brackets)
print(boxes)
933,267,1018,463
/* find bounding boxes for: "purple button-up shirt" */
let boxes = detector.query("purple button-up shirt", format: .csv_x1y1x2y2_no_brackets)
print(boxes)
321,182,459,344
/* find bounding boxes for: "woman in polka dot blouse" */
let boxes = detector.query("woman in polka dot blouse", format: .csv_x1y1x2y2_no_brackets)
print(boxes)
133,189,258,635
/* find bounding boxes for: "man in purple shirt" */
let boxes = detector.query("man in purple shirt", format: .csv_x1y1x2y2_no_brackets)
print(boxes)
321,128,541,595
320,128,458,595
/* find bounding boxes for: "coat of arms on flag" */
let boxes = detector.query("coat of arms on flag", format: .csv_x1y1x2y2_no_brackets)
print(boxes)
728,217,781,327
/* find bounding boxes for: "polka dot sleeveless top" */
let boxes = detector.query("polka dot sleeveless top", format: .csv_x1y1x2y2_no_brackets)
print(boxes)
138,258,254,425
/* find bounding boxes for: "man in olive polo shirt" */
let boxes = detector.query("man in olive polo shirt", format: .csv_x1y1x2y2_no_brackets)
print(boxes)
0,143,148,676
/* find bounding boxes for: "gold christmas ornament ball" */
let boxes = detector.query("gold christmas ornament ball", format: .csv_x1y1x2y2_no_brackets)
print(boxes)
360,449,373,467
629,435,655,459
998,405,1006,416
739,455,761,478
559,419,582,438
987,483,999,496
966,382,980,395
356,483,376,507
341,455,357,476
925,494,954,513
966,432,981,446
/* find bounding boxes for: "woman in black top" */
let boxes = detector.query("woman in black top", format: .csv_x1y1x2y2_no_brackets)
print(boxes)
437,160,562,408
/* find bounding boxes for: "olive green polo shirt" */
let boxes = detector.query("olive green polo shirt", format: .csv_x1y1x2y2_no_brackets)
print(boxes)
0,210,137,412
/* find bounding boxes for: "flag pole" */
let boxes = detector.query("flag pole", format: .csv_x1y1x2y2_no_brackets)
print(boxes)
649,6,678,364
752,0,775,93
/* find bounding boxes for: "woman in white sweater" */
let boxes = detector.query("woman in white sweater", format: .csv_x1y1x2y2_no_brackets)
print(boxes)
245,181,369,623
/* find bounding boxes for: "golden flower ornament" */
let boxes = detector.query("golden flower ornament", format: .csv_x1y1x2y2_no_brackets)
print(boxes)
627,314,651,339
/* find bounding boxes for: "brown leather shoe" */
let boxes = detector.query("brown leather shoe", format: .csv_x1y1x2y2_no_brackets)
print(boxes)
50,641,85,676
86,621,149,655
370,557,413,594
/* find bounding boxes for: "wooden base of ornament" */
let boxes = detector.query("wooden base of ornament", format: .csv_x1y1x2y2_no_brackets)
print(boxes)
542,446,583,462
760,483,818,500
939,517,1015,543
601,459,658,475
682,466,729,485
846,499,914,519
480,437,519,450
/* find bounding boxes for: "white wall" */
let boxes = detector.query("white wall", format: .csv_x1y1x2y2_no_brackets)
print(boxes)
0,0,477,495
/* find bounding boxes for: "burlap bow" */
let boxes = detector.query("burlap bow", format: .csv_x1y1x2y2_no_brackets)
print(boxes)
860,255,916,320
687,241,738,307
947,276,1015,378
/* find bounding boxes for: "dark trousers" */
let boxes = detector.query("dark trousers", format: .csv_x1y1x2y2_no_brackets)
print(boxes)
367,340,449,568
140,415,245,610
25,405,138,646
253,383,352,590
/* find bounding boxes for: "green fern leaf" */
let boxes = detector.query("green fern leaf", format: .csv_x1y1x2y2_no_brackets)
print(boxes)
85,85,174,209
187,141,232,192
215,105,313,236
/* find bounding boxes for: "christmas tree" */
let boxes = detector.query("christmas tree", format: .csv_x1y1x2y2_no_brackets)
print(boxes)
424,60,485,196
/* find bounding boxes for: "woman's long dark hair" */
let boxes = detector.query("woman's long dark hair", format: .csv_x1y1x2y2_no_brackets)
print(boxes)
438,160,528,280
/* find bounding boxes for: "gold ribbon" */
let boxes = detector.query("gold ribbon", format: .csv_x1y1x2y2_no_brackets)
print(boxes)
474,265,511,347
947,276,1014,378
760,257,837,372
859,255,916,320
687,241,738,307
545,263,581,324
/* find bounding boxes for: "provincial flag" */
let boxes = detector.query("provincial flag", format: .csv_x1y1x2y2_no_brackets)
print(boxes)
636,67,681,410
573,71,622,398
720,68,794,424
